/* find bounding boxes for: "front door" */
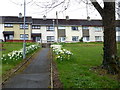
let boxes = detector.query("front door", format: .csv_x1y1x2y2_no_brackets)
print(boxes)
60,37,65,42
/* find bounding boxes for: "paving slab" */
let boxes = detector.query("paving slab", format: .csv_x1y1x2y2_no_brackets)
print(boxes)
3,48,50,88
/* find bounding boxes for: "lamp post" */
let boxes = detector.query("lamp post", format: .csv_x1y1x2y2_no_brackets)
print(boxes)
23,0,26,59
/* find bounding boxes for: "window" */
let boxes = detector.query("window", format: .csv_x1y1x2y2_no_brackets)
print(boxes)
95,36,102,41
94,27,102,32
5,35,14,40
9,35,14,40
71,26,78,30
58,26,65,29
47,36,54,42
116,27,120,32
20,34,28,40
72,36,79,41
82,26,89,29
36,37,41,42
83,36,89,41
46,26,54,31
4,24,13,27
32,25,41,29
20,24,28,29
59,37,66,42
116,36,120,41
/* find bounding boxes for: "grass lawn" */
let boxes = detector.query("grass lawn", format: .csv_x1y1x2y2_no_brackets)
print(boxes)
0,42,22,76
1,42,23,54
1,42,37,54
54,43,119,88
1,42,40,78
0,64,2,75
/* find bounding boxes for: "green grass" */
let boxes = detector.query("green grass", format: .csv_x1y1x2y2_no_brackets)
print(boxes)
1,42,23,54
2,65,14,75
1,42,40,78
1,42,36,54
0,65,2,75
55,43,119,88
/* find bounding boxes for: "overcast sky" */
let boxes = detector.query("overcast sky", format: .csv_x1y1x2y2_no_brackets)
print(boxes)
0,0,119,19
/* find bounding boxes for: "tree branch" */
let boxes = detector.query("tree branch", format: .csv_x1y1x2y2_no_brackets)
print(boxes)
90,0,104,17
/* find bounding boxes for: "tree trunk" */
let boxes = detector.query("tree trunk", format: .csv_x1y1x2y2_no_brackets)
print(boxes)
102,2,120,74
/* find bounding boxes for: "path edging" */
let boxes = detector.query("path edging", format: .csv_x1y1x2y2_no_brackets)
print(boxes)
50,49,53,88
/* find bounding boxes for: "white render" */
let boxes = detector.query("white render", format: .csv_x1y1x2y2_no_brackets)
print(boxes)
0,24,4,41
116,31,120,36
32,26,58,43
65,26,82,42
32,25,83,43
116,31,120,41
1,16,120,43
32,25,120,43
41,26,55,43
89,27,104,42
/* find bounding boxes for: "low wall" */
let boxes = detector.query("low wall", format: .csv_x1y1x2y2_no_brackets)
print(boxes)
6,40,34,42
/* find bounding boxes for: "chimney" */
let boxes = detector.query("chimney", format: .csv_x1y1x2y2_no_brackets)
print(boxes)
18,13,22,18
43,15,46,20
87,16,91,21
66,16,69,20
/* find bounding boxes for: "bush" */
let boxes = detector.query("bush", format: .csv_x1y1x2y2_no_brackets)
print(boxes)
79,37,83,42
53,48,73,61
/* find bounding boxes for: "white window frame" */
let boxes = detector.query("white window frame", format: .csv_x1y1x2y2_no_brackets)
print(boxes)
116,36,120,41
71,26,78,31
9,35,14,40
47,36,54,42
83,36,89,42
82,26,89,29
116,27,120,32
20,34,29,40
94,27,102,32
72,36,79,41
58,26,65,29
95,36,102,41
4,24,13,27
20,24,29,29
59,37,66,42
32,25,41,29
46,26,54,31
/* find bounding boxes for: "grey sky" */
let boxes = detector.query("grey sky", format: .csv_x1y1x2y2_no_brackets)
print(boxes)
0,0,119,19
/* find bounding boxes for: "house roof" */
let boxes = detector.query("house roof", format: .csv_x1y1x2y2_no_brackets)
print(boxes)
0,16,120,26
32,18,103,26
1,16,32,24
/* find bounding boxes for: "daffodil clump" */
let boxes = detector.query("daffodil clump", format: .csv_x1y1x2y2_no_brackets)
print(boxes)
1,44,40,65
53,48,73,61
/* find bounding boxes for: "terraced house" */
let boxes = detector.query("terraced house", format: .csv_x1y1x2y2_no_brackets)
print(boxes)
0,16,120,42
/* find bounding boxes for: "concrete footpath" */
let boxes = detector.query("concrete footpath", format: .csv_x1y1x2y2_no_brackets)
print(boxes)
3,48,50,88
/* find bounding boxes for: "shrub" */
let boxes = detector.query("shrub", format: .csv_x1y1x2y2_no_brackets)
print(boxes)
53,48,73,61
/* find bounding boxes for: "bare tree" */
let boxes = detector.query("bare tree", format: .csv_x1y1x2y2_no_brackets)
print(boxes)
89,0,119,74
34,0,120,74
